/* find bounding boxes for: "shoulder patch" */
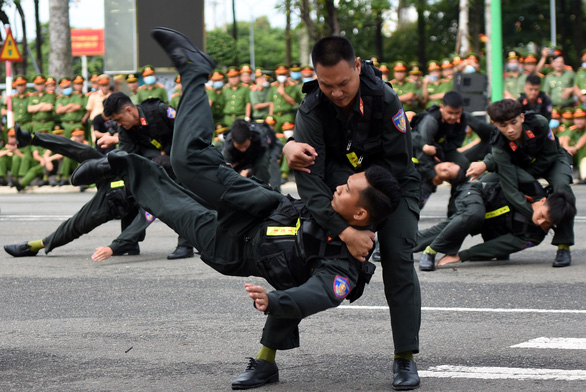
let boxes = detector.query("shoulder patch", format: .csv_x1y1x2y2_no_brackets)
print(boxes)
392,108,407,133
145,211,156,223
333,275,351,299
547,128,555,141
166,107,176,119
522,241,535,249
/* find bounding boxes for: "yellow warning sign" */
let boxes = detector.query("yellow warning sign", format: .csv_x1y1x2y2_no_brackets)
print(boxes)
0,28,23,62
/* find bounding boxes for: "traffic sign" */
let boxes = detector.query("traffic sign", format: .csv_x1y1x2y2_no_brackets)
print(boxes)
0,27,23,62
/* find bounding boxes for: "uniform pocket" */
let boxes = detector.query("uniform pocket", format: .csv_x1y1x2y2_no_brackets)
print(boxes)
256,250,298,291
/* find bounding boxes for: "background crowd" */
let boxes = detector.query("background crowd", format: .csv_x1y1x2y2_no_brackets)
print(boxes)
1,44,586,191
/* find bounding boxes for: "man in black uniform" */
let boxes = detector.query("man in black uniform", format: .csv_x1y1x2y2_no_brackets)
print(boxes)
416,173,575,270
467,99,575,267
3,127,146,259
70,27,402,390
413,91,470,170
100,93,195,260
223,119,282,190
283,37,421,389
518,74,553,121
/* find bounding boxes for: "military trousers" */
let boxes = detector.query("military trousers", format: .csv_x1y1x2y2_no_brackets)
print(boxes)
415,184,485,255
29,133,146,254
159,60,361,350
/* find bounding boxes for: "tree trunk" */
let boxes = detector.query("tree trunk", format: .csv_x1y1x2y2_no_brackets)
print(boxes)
559,0,569,57
458,0,470,55
285,0,291,66
417,0,426,69
15,1,28,76
573,0,583,68
299,0,319,41
48,0,73,80
375,10,383,61
397,0,410,28
324,0,340,36
34,0,42,72
232,0,238,64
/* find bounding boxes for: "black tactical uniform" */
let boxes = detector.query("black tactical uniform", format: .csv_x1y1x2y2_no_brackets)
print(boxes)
294,61,421,355
416,173,547,261
25,132,146,255
97,60,376,351
482,112,575,247
518,92,553,122
414,105,470,169
223,121,283,191
118,98,193,253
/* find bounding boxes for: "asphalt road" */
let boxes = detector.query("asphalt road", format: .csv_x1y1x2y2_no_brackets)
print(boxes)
0,182,585,391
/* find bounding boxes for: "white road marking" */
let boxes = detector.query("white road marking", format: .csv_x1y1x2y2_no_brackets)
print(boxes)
419,365,586,380
511,337,586,350
0,215,71,221
338,305,586,314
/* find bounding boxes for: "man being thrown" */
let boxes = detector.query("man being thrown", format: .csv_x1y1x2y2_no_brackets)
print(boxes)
71,27,401,390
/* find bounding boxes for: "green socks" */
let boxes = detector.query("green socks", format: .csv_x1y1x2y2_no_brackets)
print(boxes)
256,345,276,363
394,351,414,361
558,244,570,251
28,240,44,252
423,246,437,255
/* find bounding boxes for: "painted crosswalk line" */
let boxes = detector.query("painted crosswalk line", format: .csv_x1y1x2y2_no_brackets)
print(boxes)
511,337,586,350
420,365,586,381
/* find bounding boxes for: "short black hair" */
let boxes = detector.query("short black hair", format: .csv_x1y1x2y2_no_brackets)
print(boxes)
360,166,401,226
545,190,576,227
311,36,355,68
103,92,133,117
525,74,542,86
486,99,523,123
230,119,251,144
442,91,463,108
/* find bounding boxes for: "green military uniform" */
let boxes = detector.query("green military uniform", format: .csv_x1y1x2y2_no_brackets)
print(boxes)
0,137,16,183
425,80,443,108
10,92,32,131
29,91,56,134
219,84,250,127
544,69,575,108
207,87,224,125
269,81,302,132
56,92,85,137
17,143,48,188
294,61,421,355
137,83,168,104
575,67,586,101
392,79,418,112
504,72,523,98
170,88,182,109
482,112,575,247
559,123,586,164
249,84,270,120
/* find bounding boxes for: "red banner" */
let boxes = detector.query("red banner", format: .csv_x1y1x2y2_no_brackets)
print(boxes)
71,29,104,56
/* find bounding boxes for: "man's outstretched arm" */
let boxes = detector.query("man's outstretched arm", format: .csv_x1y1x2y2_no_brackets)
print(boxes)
245,257,360,319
